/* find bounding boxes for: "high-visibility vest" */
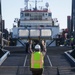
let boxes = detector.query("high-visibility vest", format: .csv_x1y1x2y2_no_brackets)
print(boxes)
70,38,74,43
31,51,44,69
71,38,74,41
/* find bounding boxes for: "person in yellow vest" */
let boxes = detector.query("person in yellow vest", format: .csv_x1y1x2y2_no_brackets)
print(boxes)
70,36,74,49
29,39,47,54
30,44,44,75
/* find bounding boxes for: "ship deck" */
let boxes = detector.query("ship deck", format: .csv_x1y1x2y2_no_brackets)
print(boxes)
0,46,75,75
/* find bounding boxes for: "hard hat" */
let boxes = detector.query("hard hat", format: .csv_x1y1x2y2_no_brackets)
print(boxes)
35,44,41,50
71,36,73,37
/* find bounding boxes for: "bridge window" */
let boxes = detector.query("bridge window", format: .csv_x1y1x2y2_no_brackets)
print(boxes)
48,13,51,16
25,13,29,16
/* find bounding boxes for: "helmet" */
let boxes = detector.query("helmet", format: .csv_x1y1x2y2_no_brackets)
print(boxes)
71,36,73,37
35,44,41,50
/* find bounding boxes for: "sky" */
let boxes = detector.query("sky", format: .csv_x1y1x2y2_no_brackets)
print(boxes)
1,0,72,31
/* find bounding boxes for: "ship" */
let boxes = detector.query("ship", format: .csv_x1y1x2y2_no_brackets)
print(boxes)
10,0,59,47
0,1,75,75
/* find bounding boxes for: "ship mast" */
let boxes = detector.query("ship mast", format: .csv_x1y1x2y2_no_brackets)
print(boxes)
35,0,37,10
24,0,43,10
24,0,29,10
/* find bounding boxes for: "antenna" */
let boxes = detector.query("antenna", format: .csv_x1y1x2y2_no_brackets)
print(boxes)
24,0,29,9
45,2,49,9
29,4,32,10
35,0,37,10
35,0,43,10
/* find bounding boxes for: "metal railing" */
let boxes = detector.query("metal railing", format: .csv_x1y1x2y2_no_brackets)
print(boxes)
2,38,10,46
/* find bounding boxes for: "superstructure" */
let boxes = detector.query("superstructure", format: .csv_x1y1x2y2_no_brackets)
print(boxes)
11,0,59,46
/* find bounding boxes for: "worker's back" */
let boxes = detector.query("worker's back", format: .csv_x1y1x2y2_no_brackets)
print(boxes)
31,51,44,69
30,44,44,75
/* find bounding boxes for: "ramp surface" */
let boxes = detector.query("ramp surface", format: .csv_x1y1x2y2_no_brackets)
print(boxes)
0,46,75,75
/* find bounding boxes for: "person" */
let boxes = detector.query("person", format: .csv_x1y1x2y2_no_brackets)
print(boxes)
29,39,47,53
30,44,44,75
25,41,29,53
70,36,74,49
0,45,4,57
28,39,34,53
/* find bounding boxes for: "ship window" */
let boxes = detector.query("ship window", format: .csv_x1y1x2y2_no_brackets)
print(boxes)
43,13,44,16
48,13,51,16
46,13,47,15
21,12,24,17
25,13,29,16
